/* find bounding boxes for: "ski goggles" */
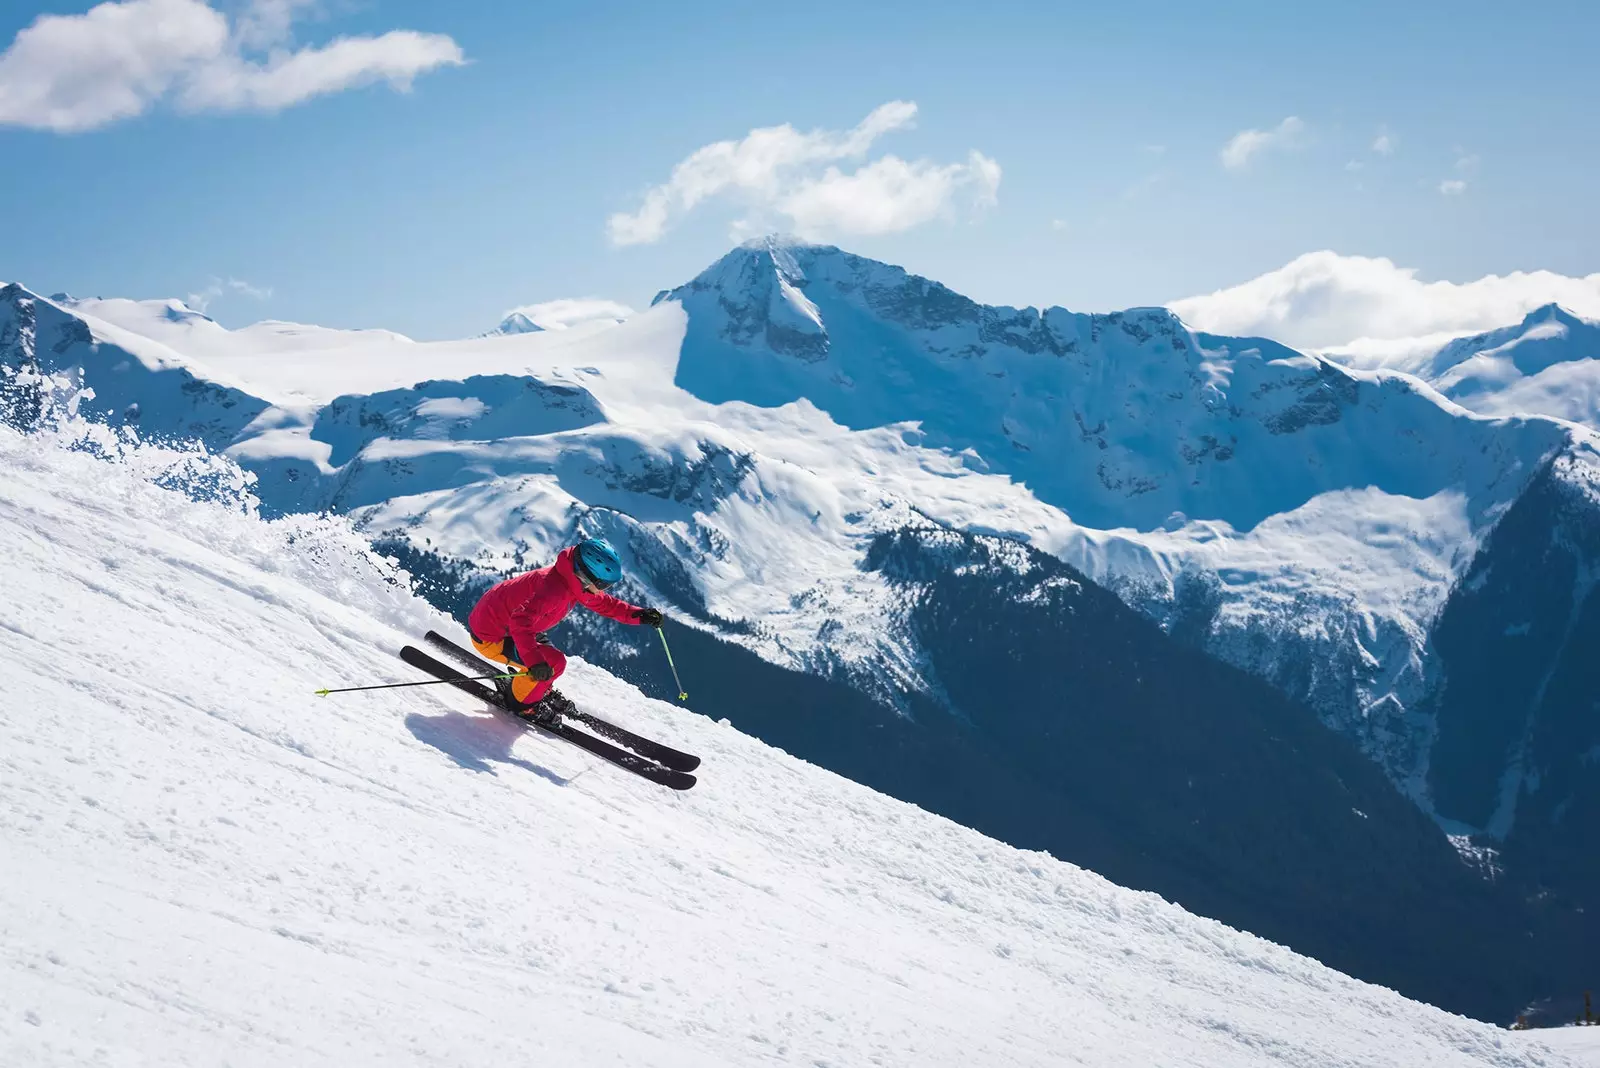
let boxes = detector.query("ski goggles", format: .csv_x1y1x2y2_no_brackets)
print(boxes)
574,560,615,593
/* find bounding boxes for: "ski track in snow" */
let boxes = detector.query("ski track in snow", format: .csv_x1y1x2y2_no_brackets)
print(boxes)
1,427,1587,1066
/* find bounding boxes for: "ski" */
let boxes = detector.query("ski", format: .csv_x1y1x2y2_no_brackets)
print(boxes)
398,646,697,791
399,645,500,703
422,630,701,773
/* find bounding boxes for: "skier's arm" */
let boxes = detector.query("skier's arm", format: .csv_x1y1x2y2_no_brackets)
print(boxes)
505,598,554,665
577,588,648,624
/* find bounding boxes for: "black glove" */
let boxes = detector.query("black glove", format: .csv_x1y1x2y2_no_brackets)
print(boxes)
526,662,554,682
634,607,663,628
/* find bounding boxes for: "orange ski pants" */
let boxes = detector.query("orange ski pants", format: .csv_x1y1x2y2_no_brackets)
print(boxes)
471,634,566,705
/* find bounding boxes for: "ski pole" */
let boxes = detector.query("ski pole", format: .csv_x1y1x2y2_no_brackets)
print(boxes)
315,671,518,697
656,627,688,701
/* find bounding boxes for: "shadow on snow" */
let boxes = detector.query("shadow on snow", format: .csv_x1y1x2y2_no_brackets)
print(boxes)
404,710,570,787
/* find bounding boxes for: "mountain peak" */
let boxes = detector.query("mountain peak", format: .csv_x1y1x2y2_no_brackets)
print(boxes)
1519,302,1591,330
675,237,833,297
1425,301,1600,407
161,300,215,325
663,240,962,319
737,233,830,254
486,311,545,336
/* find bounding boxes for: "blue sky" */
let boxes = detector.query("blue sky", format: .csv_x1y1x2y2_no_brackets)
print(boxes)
1,0,1597,339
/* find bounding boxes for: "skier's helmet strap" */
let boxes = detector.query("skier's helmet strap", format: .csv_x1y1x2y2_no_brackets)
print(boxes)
574,537,622,590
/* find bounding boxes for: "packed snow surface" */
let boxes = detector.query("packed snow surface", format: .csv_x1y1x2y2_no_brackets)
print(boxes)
1529,1030,1600,1066
0,427,1579,1067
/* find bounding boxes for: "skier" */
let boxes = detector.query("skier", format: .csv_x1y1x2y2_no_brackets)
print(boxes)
466,536,663,724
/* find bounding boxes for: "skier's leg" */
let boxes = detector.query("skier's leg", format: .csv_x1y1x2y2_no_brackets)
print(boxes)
510,645,567,706
471,632,532,709
471,635,519,668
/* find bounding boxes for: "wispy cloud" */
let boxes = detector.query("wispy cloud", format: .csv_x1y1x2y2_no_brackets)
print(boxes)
1371,128,1397,156
0,0,464,133
1429,152,1478,196
1169,250,1600,351
606,102,1000,246
1119,171,1166,201
1220,116,1304,171
501,297,635,331
186,276,273,313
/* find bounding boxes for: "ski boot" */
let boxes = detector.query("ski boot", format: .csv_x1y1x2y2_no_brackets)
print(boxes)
494,674,521,713
520,688,576,728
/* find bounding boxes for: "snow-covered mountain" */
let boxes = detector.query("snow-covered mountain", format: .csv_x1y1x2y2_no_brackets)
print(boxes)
11,420,1597,1066
487,310,545,335
1333,303,1600,430
5,245,1599,1018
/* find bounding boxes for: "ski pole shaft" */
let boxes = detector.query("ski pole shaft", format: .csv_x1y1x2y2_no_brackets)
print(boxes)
656,627,688,701
315,671,517,697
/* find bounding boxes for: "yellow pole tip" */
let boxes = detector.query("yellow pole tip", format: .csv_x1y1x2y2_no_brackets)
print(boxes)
679,692,689,701
315,690,329,697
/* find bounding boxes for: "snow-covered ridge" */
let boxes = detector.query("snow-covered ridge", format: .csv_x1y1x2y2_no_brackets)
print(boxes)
668,239,1570,532
1343,304,1600,430
2,421,1585,1067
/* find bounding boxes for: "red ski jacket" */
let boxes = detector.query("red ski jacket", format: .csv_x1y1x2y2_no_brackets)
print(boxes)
468,546,644,657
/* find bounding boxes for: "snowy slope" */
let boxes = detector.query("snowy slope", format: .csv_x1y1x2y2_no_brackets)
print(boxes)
0,422,1582,1068
1535,1030,1600,1066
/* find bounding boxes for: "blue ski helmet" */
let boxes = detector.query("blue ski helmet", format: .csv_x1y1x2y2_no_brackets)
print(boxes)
573,536,622,590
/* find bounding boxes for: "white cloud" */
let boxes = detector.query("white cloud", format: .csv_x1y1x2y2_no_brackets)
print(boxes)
187,276,273,313
1220,116,1304,171
1344,160,1364,172
0,0,463,133
777,151,1000,238
1168,250,1600,351
503,298,635,331
0,0,226,131
606,102,999,245
1438,179,1467,195
1371,129,1396,155
234,0,319,50
180,30,464,111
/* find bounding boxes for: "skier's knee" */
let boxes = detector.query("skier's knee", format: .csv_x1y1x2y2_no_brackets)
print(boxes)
472,635,512,665
540,648,568,680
